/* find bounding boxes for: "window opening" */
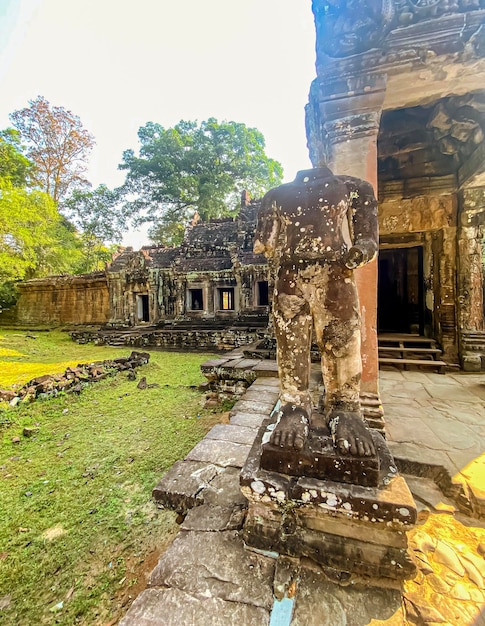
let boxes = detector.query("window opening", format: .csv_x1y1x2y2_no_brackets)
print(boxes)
219,288,235,311
257,281,269,306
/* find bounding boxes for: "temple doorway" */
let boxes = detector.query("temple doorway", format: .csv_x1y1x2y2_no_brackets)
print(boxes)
378,246,424,335
137,294,150,323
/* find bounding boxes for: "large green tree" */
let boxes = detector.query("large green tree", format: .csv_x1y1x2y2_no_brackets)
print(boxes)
0,178,82,306
63,185,125,271
119,118,283,245
10,96,95,202
0,129,32,187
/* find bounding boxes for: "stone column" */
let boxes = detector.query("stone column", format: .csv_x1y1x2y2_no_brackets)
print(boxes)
317,77,386,403
457,188,485,369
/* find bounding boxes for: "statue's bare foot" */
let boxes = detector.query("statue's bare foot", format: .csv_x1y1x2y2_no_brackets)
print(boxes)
328,410,375,457
270,404,309,451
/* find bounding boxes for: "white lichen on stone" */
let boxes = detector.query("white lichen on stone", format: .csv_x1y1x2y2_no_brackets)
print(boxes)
327,494,338,507
251,480,266,494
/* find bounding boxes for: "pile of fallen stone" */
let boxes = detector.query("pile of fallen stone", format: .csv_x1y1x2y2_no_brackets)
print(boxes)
0,351,150,407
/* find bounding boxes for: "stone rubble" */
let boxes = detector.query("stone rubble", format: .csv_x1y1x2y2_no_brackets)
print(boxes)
0,351,150,407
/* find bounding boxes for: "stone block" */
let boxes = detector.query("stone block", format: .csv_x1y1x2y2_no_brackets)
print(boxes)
152,460,220,513
148,530,275,610
230,412,267,429
240,418,417,582
251,378,280,390
230,399,276,414
185,438,251,468
205,423,257,445
242,501,415,581
252,361,279,376
242,387,280,403
260,428,385,488
292,566,403,626
181,503,246,532
403,474,457,513
199,466,248,508
119,587,269,626
462,355,482,371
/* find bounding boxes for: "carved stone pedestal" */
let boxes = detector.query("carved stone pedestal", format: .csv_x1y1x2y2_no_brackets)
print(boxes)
240,417,417,584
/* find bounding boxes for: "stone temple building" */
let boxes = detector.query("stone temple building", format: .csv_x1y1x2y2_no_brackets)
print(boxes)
13,0,485,371
15,199,272,349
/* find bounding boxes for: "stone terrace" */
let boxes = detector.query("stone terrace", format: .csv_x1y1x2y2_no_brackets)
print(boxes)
120,366,485,626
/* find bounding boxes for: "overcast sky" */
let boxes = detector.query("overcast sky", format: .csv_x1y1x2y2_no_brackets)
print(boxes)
0,0,317,246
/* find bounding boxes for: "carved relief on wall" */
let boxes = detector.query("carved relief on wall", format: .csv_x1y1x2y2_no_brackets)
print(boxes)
427,96,485,159
396,0,484,26
313,0,396,57
125,252,150,284
379,195,457,235
313,0,484,58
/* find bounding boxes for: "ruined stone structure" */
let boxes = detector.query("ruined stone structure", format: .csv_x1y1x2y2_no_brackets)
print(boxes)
16,200,271,339
106,200,269,328
306,0,485,371
16,272,109,325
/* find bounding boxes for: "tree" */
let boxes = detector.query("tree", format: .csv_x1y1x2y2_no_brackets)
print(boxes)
119,118,283,245
0,129,33,187
63,185,126,271
0,178,83,306
10,96,95,202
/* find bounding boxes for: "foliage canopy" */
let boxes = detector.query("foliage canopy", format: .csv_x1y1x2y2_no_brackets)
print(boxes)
0,178,83,306
62,185,125,271
10,96,95,203
0,129,33,187
119,118,283,245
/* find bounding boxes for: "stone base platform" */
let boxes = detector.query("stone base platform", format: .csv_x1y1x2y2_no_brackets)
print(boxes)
260,422,390,487
241,418,418,584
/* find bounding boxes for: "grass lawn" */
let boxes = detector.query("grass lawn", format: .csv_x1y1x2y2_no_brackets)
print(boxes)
0,328,223,625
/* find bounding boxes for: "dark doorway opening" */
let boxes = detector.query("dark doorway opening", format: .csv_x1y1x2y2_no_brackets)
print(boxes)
257,281,269,306
137,294,150,322
378,247,424,334
188,288,203,311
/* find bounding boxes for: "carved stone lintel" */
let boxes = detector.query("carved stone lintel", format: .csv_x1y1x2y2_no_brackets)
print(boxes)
324,112,382,144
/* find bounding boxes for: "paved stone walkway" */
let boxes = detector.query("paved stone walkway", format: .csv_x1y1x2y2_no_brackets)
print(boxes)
381,369,485,518
120,369,485,626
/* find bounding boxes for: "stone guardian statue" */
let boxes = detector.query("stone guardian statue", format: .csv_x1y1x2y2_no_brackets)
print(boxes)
254,167,378,459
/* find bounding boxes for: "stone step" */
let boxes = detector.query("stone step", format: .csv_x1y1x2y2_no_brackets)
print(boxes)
378,346,442,358
379,357,447,373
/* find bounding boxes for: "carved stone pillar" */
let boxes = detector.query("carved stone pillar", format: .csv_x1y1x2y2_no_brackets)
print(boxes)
457,188,485,369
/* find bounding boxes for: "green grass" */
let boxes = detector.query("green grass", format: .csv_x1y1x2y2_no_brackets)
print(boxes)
0,328,222,624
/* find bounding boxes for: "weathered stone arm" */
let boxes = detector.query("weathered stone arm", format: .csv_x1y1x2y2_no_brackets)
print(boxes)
344,178,379,269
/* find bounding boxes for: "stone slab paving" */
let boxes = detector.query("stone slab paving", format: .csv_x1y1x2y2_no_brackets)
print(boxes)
381,369,485,518
121,368,485,625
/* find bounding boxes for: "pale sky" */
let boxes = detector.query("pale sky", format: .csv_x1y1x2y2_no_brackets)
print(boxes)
0,0,316,247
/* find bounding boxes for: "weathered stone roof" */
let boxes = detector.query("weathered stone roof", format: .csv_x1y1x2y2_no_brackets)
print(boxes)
176,255,234,272
109,204,266,274
184,219,239,250
239,251,267,266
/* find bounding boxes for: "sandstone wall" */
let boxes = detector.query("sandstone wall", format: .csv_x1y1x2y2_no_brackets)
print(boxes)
16,273,110,325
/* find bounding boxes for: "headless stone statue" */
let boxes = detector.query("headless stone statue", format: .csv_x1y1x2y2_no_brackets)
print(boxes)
254,167,378,459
